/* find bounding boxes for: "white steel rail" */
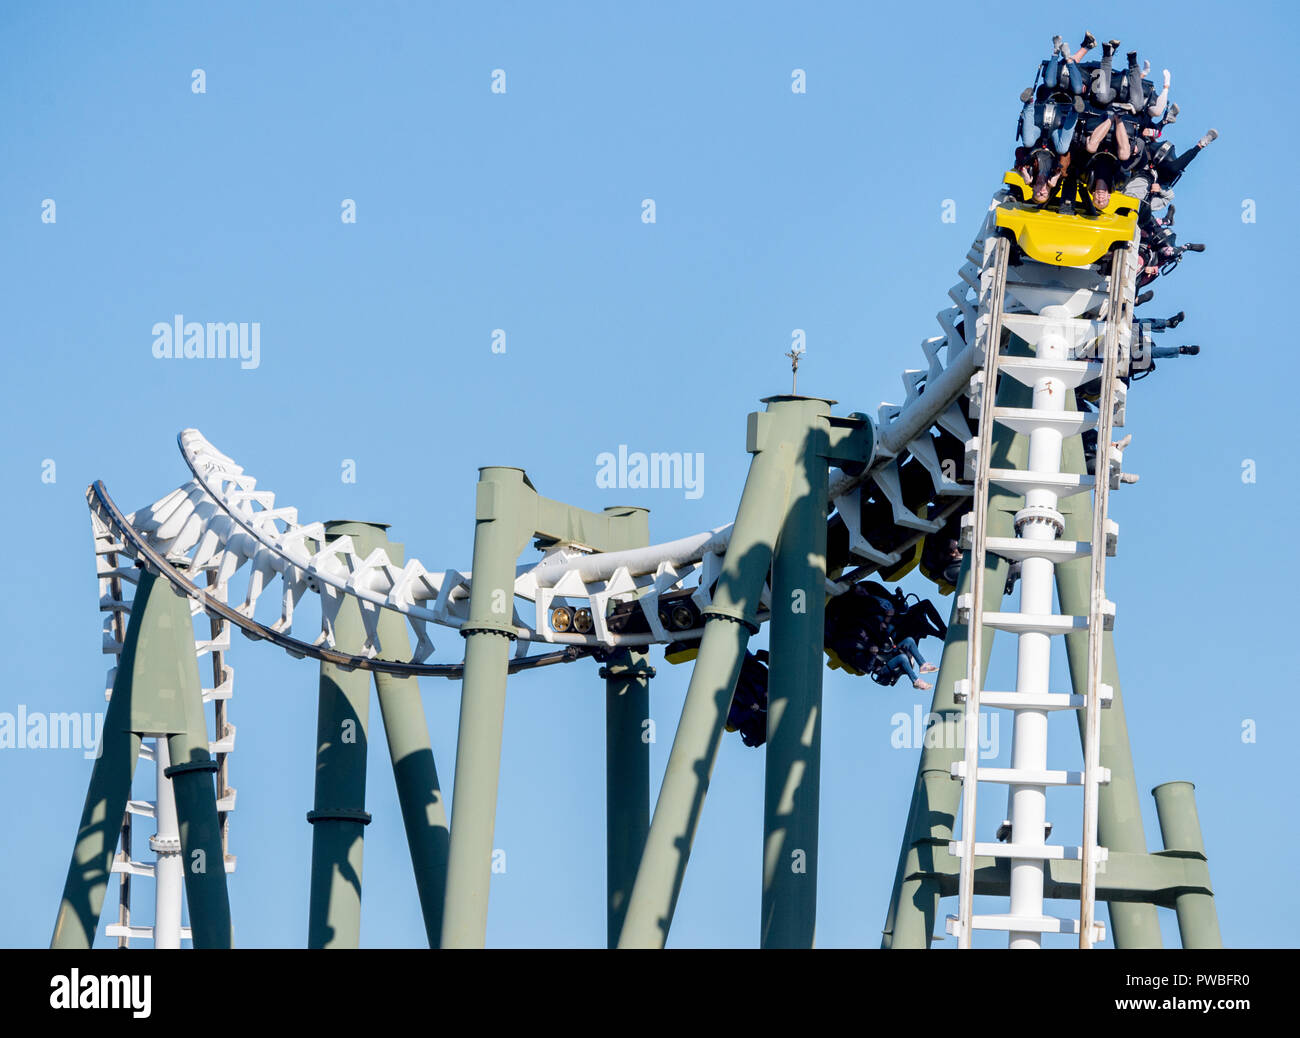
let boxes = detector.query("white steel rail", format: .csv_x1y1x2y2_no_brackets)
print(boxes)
954,236,1010,948
1079,238,1135,946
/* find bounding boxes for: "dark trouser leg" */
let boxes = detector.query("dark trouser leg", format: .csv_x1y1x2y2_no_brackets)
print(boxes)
1125,58,1145,109
1092,54,1115,104
1165,144,1202,178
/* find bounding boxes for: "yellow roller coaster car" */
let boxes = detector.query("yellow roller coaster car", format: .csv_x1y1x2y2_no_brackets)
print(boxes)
996,171,1138,267
825,645,867,677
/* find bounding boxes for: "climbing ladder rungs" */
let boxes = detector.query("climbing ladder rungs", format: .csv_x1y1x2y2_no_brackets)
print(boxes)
974,608,1113,635
1001,314,1106,349
997,356,1102,390
953,681,1113,711
992,408,1097,437
956,597,1117,633
946,914,1107,939
105,924,195,941
209,723,236,755
980,526,1117,560
111,853,155,878
951,762,1111,786
202,676,234,702
987,469,1094,498
948,841,1109,862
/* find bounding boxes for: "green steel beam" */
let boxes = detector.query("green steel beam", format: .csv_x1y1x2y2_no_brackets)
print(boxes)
878,535,1010,948
619,398,813,949
1152,781,1222,948
307,520,377,949
365,530,452,949
895,843,1214,907
439,468,535,949
53,570,231,948
442,472,648,948
164,630,234,950
601,648,653,948
880,366,1029,948
1056,426,1164,948
600,507,652,947
762,399,871,948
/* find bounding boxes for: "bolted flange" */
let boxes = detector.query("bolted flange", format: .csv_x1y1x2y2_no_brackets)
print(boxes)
1013,504,1065,538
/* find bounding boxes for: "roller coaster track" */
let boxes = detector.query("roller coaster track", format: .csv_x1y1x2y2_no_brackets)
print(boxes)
83,196,1005,946
87,184,1142,946
92,200,1009,678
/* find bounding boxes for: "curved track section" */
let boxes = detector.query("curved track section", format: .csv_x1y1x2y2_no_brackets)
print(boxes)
93,197,1011,669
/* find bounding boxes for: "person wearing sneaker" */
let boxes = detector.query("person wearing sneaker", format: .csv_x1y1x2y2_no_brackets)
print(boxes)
1135,310,1184,333
1112,51,1149,111
1023,32,1095,103
865,636,935,692
1082,111,1133,210
1089,39,1146,110
1151,129,1217,189
1142,67,1173,122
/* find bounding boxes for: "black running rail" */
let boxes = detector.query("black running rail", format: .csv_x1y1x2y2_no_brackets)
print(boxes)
88,480,595,679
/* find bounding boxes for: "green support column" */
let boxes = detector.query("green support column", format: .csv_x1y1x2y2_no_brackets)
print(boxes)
601,648,653,948
881,366,1030,948
1056,417,1164,948
1152,781,1222,948
165,641,234,949
53,570,231,948
440,473,649,948
52,713,142,947
441,468,538,949
366,529,451,949
52,659,145,946
762,397,834,948
879,533,1010,947
374,655,450,947
619,401,804,948
307,521,376,949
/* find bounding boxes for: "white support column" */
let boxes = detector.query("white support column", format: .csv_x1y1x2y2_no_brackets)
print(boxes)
152,738,184,948
1005,305,1071,949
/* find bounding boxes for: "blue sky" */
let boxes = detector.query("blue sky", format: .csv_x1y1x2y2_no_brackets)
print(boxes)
0,1,1294,948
